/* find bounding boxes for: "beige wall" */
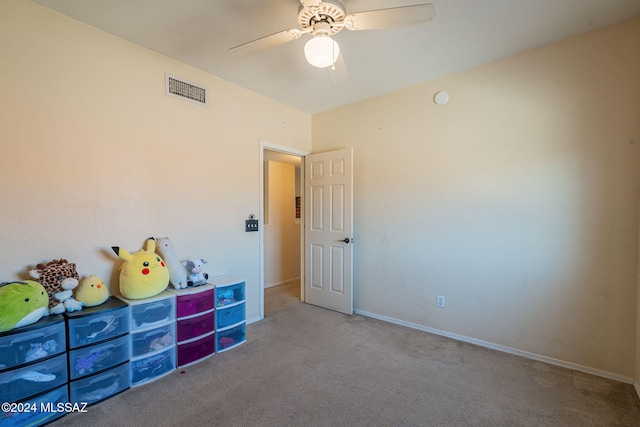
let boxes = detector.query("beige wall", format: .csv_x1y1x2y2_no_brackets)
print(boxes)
264,160,301,287
0,1,311,322
313,18,640,378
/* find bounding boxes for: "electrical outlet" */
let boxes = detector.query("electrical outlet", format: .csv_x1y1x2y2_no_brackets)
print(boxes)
437,296,445,308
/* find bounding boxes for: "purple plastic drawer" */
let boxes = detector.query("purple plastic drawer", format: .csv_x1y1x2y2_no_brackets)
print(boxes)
177,333,215,367
176,288,214,318
176,312,214,343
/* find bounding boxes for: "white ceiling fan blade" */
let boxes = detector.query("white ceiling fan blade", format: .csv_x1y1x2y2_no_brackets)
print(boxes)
329,52,349,85
345,3,435,31
229,29,303,57
300,0,322,8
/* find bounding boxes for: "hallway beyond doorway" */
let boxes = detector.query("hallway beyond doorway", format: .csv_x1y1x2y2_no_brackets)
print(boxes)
264,280,300,316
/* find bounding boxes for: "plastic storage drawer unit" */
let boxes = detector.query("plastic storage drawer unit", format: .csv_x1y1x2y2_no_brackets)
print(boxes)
0,383,68,427
68,334,130,380
69,361,130,405
0,315,65,371
118,292,176,387
131,322,176,358
216,302,245,330
66,297,129,348
0,353,68,402
167,284,217,368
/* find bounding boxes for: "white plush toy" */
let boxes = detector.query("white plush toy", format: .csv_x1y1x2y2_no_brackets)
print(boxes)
156,237,188,289
182,259,208,287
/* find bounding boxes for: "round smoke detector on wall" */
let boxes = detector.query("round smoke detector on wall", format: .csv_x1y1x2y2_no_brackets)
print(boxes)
434,91,449,105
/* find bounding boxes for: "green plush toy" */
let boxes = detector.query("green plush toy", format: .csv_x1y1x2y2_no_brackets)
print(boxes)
0,280,49,333
112,238,170,300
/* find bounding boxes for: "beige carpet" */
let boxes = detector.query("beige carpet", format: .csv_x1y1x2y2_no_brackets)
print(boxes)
54,281,640,426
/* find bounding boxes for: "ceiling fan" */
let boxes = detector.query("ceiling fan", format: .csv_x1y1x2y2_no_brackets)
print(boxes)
228,1,435,73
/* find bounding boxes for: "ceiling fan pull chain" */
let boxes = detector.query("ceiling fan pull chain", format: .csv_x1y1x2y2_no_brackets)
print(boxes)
331,39,336,70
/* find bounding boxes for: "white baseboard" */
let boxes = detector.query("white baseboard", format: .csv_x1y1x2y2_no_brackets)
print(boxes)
247,315,261,325
354,309,634,385
264,277,300,289
634,381,640,400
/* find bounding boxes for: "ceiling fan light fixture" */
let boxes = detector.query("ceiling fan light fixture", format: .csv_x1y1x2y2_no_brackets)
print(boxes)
304,35,340,68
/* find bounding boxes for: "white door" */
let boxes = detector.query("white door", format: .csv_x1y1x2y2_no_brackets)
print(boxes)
304,148,353,315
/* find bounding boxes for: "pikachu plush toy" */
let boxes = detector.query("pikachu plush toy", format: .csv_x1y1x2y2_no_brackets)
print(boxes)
112,238,170,299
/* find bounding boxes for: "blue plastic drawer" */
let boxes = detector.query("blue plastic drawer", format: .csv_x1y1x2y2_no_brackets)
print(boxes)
70,361,130,405
0,353,67,402
215,281,245,308
131,322,175,357
0,384,68,427
216,302,245,329
216,322,246,352
0,315,65,371
177,332,215,368
68,334,130,380
131,347,175,387
66,298,129,348
121,292,175,331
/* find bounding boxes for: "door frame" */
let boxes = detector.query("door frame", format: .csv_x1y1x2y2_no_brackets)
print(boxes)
259,139,309,320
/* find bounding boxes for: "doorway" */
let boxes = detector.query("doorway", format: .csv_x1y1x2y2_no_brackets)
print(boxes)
259,141,308,320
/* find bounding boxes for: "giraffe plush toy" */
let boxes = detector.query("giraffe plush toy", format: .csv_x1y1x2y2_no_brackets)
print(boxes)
29,259,84,315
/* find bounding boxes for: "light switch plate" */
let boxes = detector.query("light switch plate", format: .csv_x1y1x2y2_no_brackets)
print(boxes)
245,219,259,232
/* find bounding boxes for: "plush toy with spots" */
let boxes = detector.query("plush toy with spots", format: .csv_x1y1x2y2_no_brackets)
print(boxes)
182,258,208,287
29,259,83,314
0,280,49,332
112,238,170,299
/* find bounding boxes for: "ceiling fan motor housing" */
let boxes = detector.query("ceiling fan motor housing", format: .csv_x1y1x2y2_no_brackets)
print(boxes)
298,1,346,35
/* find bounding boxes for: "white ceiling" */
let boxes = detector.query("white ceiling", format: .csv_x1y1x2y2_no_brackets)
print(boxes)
33,0,640,114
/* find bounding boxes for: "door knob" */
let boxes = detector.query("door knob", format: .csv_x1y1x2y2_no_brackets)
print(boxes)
341,238,351,244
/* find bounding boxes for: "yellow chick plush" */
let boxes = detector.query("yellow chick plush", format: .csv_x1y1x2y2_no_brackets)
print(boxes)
74,274,109,307
112,238,170,299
